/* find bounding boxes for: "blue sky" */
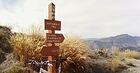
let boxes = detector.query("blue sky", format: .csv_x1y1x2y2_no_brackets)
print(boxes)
0,0,18,11
0,0,140,38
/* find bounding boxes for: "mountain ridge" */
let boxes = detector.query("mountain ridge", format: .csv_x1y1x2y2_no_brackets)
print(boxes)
86,34,140,51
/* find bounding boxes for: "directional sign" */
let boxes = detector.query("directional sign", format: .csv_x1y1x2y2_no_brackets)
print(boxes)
46,33,64,43
41,45,59,56
45,20,61,30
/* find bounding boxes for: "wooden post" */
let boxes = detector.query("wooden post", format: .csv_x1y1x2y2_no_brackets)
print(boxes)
48,3,56,73
42,2,64,73
28,2,64,73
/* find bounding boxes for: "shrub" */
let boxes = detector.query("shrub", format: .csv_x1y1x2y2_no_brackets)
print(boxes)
95,48,111,58
60,36,92,73
105,59,127,73
112,48,140,59
123,49,140,59
10,32,44,63
0,26,12,53
9,27,45,72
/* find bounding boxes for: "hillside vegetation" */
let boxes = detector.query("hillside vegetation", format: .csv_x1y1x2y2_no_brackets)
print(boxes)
0,25,140,73
0,26,12,63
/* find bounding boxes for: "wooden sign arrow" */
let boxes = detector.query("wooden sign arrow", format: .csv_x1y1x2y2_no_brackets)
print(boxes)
40,45,59,56
46,33,65,43
45,19,61,30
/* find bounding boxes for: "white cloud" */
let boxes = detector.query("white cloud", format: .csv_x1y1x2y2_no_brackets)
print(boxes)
0,0,140,38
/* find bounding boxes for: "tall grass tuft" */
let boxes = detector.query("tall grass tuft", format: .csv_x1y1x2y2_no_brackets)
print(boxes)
60,36,91,73
123,49,140,59
10,26,44,63
112,48,140,59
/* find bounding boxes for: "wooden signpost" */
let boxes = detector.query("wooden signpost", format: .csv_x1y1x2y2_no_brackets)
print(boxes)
45,20,61,30
41,46,59,56
46,33,64,43
40,2,65,73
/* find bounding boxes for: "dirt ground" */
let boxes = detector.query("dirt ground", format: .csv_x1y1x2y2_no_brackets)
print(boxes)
121,59,140,73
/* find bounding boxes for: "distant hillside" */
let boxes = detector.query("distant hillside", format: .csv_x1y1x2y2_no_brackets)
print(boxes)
86,34,140,51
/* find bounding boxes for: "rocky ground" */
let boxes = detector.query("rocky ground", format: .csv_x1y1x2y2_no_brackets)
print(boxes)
121,59,140,73
0,53,18,72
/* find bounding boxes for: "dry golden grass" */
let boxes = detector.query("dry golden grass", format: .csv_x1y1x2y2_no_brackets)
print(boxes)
10,33,94,73
60,36,127,73
10,27,44,63
60,36,91,73
9,26,140,73
123,49,140,59
105,59,127,73
106,48,140,73
90,48,127,73
11,31,140,73
112,48,140,59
